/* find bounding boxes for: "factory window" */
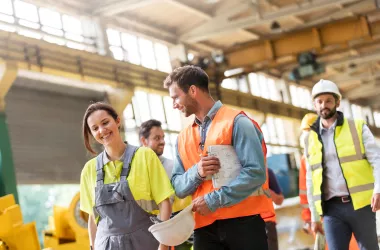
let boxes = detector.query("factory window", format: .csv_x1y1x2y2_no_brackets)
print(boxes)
106,28,172,73
122,33,141,65
39,8,64,38
339,99,353,118
237,75,249,93
139,37,156,70
261,115,299,149
248,73,261,96
0,0,14,18
163,96,182,131
265,116,278,144
247,73,284,102
123,91,191,159
289,85,313,110
0,1,97,52
221,78,238,91
267,78,281,102
154,43,172,73
274,117,286,145
258,74,270,99
373,112,380,128
14,0,39,23
351,104,363,120
133,91,151,124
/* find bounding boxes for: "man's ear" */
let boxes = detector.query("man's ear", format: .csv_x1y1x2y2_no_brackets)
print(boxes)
140,136,148,147
189,85,197,97
336,99,341,109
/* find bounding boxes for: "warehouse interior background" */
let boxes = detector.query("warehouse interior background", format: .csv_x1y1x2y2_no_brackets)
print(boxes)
1,0,380,249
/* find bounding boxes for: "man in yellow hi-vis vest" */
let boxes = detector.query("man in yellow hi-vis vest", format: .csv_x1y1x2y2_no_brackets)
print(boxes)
305,79,380,250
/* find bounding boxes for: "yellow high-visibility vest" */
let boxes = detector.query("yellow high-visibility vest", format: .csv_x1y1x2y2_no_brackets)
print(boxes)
306,118,374,215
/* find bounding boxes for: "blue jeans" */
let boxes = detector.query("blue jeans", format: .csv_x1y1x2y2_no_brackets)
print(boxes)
323,200,378,250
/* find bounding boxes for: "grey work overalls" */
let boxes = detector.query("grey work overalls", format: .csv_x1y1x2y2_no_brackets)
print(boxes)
93,145,159,250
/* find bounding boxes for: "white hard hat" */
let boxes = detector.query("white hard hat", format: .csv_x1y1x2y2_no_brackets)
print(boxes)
311,79,341,100
148,205,194,246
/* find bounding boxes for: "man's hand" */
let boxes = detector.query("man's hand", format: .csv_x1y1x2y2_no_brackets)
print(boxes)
192,196,212,216
371,193,380,212
311,222,324,235
197,156,220,178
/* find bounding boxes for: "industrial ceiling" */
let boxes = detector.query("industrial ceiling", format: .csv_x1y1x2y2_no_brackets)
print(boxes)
23,0,380,109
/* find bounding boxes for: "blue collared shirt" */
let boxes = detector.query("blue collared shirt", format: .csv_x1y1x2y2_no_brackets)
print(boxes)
171,101,266,212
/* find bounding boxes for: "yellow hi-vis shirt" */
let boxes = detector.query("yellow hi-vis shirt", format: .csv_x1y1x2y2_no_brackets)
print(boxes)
80,147,174,215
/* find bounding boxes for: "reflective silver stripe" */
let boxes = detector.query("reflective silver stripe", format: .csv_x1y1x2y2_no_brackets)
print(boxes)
338,119,366,163
348,183,374,194
263,189,271,198
313,195,321,201
249,187,270,197
301,204,309,209
304,133,310,158
311,163,322,171
299,189,307,195
135,199,159,211
339,154,366,163
348,119,362,159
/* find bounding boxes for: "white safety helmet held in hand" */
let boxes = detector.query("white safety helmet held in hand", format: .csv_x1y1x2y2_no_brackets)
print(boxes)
148,205,194,246
311,79,341,100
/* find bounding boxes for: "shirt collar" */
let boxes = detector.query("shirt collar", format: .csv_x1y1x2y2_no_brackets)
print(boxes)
193,101,223,126
102,149,126,165
319,118,337,134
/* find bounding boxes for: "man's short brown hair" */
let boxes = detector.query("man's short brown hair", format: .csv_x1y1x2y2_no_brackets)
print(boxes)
163,65,209,93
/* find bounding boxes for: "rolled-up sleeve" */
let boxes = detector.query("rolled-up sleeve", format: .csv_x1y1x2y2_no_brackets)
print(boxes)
204,115,266,212
362,124,380,193
171,140,204,198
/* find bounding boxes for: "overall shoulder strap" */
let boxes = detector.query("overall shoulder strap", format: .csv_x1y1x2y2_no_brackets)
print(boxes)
95,151,106,186
120,145,139,181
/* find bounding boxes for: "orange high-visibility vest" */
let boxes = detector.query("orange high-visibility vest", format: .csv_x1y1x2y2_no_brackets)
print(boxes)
299,155,311,222
177,105,275,229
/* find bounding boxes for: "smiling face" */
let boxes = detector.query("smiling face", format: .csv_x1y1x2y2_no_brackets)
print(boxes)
142,126,165,156
168,83,198,117
86,110,121,147
313,93,340,119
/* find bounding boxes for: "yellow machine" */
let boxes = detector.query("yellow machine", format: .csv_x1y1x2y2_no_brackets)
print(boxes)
0,194,41,250
43,192,89,250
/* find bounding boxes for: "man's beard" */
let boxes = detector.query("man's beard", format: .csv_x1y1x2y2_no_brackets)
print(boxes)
319,107,337,119
183,96,198,117
155,145,165,156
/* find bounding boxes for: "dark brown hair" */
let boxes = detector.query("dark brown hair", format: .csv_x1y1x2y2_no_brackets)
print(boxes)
163,65,209,93
82,102,119,155
139,119,162,139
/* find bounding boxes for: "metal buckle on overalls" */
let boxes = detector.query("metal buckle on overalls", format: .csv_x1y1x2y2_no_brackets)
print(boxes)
341,196,350,203
112,190,124,202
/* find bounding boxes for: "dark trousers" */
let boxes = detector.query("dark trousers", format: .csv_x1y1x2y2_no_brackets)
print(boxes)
324,201,379,250
265,221,279,250
193,214,268,250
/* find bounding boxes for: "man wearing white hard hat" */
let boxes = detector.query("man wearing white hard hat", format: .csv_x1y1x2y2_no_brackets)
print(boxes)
305,79,380,250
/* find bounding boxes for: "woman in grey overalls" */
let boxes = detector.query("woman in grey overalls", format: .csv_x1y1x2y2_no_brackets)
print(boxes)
80,102,172,250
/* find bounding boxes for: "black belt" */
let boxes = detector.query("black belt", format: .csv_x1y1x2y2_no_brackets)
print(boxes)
327,195,351,203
